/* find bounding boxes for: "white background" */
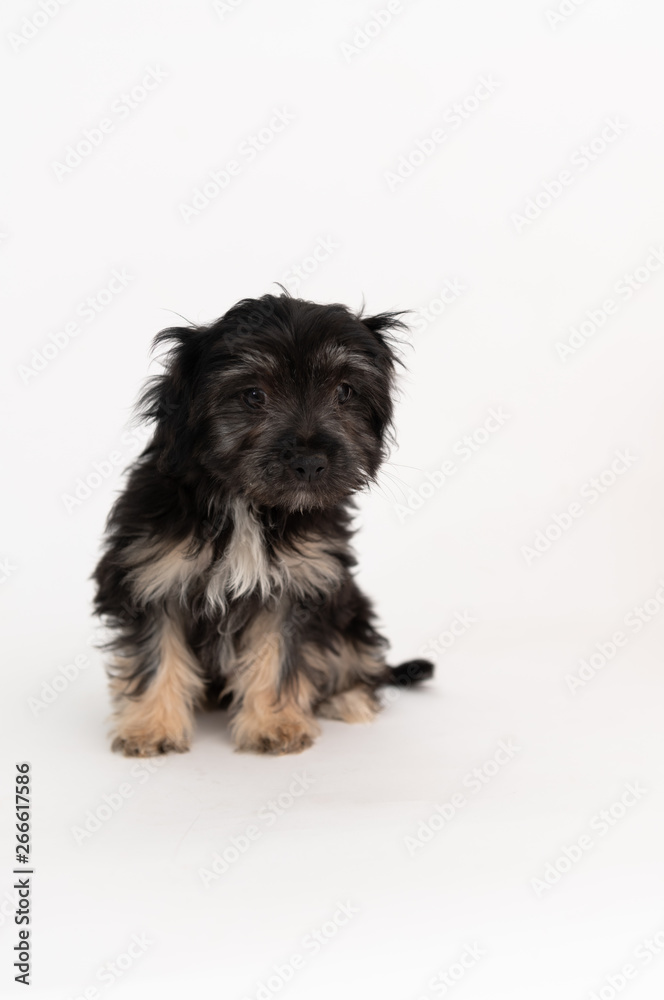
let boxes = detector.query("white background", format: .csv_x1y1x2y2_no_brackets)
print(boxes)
2,0,664,997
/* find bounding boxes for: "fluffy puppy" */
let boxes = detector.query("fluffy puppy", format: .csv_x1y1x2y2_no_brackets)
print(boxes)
93,293,433,756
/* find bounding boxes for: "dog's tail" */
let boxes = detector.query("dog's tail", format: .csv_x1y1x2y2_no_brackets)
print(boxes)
382,658,434,687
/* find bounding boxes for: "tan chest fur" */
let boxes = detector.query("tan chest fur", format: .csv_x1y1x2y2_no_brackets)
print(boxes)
126,499,345,611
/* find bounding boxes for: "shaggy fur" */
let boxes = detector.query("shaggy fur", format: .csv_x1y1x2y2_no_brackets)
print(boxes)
93,293,433,756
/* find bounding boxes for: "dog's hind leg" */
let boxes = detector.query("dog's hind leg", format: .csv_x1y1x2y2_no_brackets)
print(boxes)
306,580,433,723
315,683,381,723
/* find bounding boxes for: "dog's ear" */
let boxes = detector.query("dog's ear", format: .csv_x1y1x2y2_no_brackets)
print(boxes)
137,325,208,474
356,311,408,441
359,310,409,363
360,310,408,337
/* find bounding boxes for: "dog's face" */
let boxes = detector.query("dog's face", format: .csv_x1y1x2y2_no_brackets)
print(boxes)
143,295,404,513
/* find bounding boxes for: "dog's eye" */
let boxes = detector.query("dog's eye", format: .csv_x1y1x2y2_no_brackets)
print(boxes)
243,388,267,409
337,383,353,403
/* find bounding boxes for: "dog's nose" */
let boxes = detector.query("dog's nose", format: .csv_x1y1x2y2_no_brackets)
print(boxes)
280,448,328,482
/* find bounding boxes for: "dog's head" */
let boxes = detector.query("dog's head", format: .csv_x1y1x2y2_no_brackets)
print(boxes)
140,294,405,513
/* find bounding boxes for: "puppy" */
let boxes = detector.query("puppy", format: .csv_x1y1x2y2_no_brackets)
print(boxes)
93,293,433,756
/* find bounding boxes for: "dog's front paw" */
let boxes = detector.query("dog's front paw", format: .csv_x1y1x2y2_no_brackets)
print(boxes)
111,734,190,757
233,713,318,755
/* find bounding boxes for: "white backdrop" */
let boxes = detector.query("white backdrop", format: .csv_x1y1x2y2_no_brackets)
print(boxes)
2,1,664,997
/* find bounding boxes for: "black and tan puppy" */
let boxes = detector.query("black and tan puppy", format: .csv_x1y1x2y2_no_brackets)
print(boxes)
93,293,433,756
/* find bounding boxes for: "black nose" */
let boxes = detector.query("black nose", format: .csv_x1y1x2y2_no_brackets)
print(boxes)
280,447,328,482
